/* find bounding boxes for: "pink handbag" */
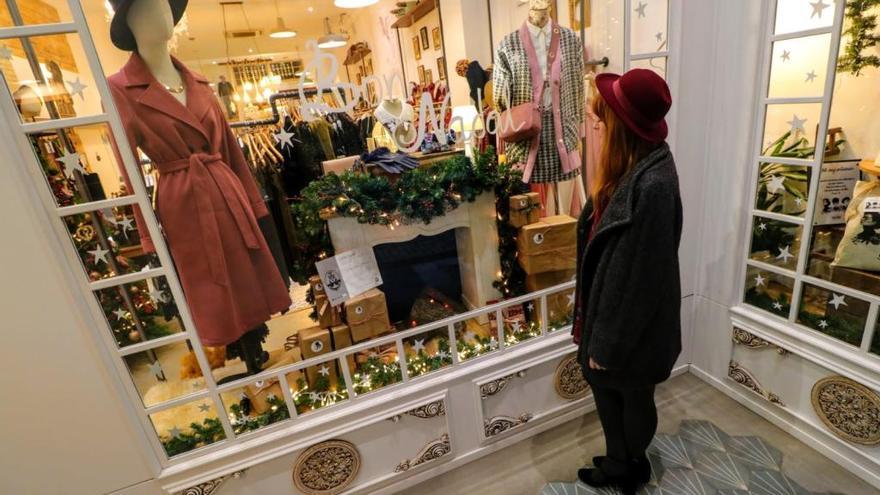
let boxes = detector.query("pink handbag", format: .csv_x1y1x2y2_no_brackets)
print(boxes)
498,23,560,144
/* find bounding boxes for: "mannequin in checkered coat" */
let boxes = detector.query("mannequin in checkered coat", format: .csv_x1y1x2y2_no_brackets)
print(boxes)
493,11,585,184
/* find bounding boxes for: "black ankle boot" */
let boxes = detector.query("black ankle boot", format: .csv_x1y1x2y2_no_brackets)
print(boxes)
577,466,639,495
632,455,652,484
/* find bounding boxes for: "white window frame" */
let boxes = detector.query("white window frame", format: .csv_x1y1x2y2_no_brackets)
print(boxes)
734,0,880,387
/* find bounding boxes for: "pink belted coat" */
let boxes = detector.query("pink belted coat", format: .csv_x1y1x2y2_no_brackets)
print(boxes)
108,53,290,346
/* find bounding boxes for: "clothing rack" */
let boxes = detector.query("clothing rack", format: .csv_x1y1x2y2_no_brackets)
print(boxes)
230,86,349,129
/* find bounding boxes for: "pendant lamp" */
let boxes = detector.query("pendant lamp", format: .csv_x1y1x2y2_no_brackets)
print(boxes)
269,0,296,39
318,17,349,49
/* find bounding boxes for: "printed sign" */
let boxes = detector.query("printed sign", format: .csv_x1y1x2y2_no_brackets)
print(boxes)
316,247,383,306
815,161,859,226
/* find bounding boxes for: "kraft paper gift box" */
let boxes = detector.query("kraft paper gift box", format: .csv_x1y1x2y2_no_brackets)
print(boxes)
316,294,343,328
525,269,576,323
309,275,326,297
508,192,541,228
345,288,392,343
516,215,577,275
329,324,358,375
298,326,339,389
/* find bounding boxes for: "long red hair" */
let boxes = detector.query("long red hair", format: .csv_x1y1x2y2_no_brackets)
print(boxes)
590,93,656,213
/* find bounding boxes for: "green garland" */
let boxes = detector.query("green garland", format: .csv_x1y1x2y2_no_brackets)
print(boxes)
838,0,880,76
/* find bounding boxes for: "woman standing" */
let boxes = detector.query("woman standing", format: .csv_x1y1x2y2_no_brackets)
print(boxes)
572,69,682,494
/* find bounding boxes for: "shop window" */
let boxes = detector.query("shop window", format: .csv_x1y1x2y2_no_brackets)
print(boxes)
743,0,879,364
286,360,350,416
403,327,454,379
630,56,667,78
351,343,402,396
149,399,226,458
0,0,72,28
0,33,100,122
220,380,291,437
871,317,880,356
61,206,152,281
629,0,668,56
124,340,208,408
93,275,185,349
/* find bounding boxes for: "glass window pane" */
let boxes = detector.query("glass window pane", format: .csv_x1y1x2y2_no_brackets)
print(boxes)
26,123,135,207
456,314,500,362
755,162,811,217
630,0,668,55
797,284,869,347
762,103,822,159
404,327,453,379
0,34,101,122
0,1,72,28
124,340,208,408
744,265,795,316
871,317,880,357
351,343,402,396
221,380,290,436
287,359,349,416
62,205,155,282
630,56,667,79
149,399,225,457
768,34,831,99
749,217,803,271
94,275,185,349
774,0,837,35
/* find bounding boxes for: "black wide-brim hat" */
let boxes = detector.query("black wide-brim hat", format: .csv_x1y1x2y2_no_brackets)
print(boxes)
109,0,189,51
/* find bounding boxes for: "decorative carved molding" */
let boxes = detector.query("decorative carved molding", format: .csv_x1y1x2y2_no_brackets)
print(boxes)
484,413,533,437
178,471,245,495
728,361,786,407
405,399,446,419
811,376,880,446
480,370,526,400
554,355,589,400
292,440,361,495
732,327,790,356
395,434,452,472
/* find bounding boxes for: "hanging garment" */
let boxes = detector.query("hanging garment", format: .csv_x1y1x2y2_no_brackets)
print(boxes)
108,53,291,346
493,21,585,183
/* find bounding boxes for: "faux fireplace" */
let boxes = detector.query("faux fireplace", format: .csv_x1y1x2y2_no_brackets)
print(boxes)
327,192,502,318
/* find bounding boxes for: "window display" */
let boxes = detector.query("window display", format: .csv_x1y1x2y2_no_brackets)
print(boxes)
742,0,880,362
0,0,668,465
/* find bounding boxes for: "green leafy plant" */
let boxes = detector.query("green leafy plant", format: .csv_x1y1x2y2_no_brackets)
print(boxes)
838,0,880,76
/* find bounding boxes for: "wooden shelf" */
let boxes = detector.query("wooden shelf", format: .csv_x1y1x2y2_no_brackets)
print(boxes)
392,0,437,29
859,159,879,176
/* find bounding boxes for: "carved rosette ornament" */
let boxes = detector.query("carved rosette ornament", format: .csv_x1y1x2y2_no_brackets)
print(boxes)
484,413,533,437
732,327,790,356
480,370,526,400
405,400,446,419
811,376,880,446
395,434,452,472
728,361,785,407
554,355,589,400
178,471,245,495
293,440,361,495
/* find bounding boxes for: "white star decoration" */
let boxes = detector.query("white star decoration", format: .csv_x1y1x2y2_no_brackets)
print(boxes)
635,1,647,18
773,301,784,311
66,77,87,101
464,330,476,342
810,0,830,19
527,303,535,312
767,175,786,194
58,152,84,179
198,403,211,412
412,339,425,354
88,245,110,265
436,350,450,361
0,44,12,60
267,394,278,402
787,114,807,134
819,320,829,329
309,392,319,402
566,292,575,307
655,32,663,42
829,293,847,310
795,197,803,206
755,274,766,287
149,288,166,304
488,337,499,350
148,360,163,378
118,216,135,233
112,308,128,320
511,321,523,333
805,70,818,83
781,49,791,62
318,364,331,377
168,426,183,439
274,128,295,150
776,245,794,264
758,222,768,231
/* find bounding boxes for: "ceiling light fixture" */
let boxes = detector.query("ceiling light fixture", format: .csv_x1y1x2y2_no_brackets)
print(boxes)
334,0,380,8
269,0,296,39
317,17,349,49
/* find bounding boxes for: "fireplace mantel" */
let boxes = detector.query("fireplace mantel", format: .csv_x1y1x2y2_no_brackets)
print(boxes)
327,192,502,312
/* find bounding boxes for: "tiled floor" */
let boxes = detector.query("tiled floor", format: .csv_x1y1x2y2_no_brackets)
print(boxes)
399,374,875,495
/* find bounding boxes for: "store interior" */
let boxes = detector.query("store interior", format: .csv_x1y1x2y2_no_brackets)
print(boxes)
2,0,880,493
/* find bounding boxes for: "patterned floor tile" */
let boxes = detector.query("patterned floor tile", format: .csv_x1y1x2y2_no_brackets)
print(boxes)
680,419,731,453
748,469,812,495
695,452,751,492
657,467,713,495
648,434,700,470
726,436,783,472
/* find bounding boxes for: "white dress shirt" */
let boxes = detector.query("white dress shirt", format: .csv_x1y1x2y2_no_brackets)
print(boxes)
527,21,553,108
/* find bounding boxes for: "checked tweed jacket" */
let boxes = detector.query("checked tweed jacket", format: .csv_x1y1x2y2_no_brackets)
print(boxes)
493,22,585,183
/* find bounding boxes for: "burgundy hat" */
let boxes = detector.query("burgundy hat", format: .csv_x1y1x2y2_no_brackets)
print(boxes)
595,69,671,143
109,0,188,51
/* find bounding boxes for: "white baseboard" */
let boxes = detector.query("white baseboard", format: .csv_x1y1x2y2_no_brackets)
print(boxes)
688,365,880,490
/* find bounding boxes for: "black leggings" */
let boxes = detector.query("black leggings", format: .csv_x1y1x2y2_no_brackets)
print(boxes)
591,384,658,475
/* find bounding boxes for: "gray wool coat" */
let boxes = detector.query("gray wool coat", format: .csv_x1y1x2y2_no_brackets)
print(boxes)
575,144,683,389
